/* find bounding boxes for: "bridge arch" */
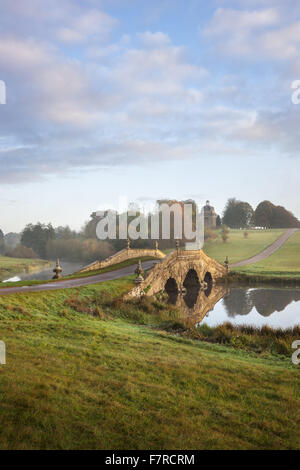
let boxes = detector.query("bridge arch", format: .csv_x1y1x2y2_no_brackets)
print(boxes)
204,271,213,297
183,269,200,289
165,277,179,304
165,277,178,293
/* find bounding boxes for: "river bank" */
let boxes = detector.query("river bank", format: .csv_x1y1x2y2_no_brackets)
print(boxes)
226,271,300,287
0,256,52,282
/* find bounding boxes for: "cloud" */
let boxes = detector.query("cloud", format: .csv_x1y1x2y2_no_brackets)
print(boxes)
0,0,300,188
0,12,210,184
204,7,280,58
205,7,279,35
57,9,118,44
137,31,171,48
204,5,300,63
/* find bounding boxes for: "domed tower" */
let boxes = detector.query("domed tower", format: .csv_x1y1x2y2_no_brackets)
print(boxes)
203,200,217,228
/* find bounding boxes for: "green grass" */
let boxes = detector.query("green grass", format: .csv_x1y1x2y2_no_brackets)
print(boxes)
203,229,284,264
0,256,51,281
233,230,300,278
0,278,299,450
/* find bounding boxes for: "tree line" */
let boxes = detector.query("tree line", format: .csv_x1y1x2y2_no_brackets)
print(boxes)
222,198,300,229
0,198,299,261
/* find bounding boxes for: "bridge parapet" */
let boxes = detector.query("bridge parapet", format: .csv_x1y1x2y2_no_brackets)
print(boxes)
78,248,166,274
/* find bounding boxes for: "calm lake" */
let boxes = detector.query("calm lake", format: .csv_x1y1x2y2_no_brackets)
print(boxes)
2,261,84,283
168,286,300,329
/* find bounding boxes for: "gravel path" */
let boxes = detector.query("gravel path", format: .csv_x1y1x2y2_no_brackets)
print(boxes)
230,228,298,267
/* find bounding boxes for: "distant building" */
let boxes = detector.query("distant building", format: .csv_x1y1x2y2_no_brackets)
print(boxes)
203,200,217,228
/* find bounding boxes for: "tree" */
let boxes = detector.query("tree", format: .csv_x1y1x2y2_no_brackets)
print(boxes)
222,198,254,228
55,226,77,239
216,215,222,228
221,224,229,243
21,223,56,258
254,201,300,228
46,238,114,263
254,201,274,228
5,245,38,259
0,229,4,254
204,228,217,242
4,232,21,249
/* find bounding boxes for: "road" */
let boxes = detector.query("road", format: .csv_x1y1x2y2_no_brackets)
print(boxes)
0,260,160,296
230,228,298,267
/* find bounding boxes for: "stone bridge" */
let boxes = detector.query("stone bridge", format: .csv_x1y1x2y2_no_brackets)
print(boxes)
78,247,166,274
126,249,227,299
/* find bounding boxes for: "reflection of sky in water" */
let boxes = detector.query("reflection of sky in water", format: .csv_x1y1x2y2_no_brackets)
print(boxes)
204,289,300,329
2,261,83,283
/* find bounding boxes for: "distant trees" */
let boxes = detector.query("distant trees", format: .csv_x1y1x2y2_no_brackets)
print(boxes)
221,198,300,229
254,201,300,228
0,229,4,254
5,245,38,259
6,196,299,264
21,223,56,259
254,201,273,228
46,238,114,263
4,232,20,249
55,225,78,240
222,198,254,229
17,221,116,262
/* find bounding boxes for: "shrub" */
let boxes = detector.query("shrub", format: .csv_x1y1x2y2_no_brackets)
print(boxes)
204,228,217,242
5,245,38,259
197,323,214,338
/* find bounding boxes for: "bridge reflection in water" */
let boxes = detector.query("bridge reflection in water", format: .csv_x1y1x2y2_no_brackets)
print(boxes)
166,280,229,325
166,282,300,327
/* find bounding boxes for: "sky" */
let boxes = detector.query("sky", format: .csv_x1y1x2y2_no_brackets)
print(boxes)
0,0,300,232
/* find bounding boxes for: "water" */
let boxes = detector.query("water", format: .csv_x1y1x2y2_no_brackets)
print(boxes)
2,261,84,283
168,285,300,329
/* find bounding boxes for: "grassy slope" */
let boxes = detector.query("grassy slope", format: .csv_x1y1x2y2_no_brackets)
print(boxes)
233,230,300,278
0,278,299,450
203,229,284,264
0,256,50,281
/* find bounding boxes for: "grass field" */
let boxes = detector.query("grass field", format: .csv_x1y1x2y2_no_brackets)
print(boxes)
0,278,299,450
203,229,284,265
0,256,51,282
233,230,300,278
